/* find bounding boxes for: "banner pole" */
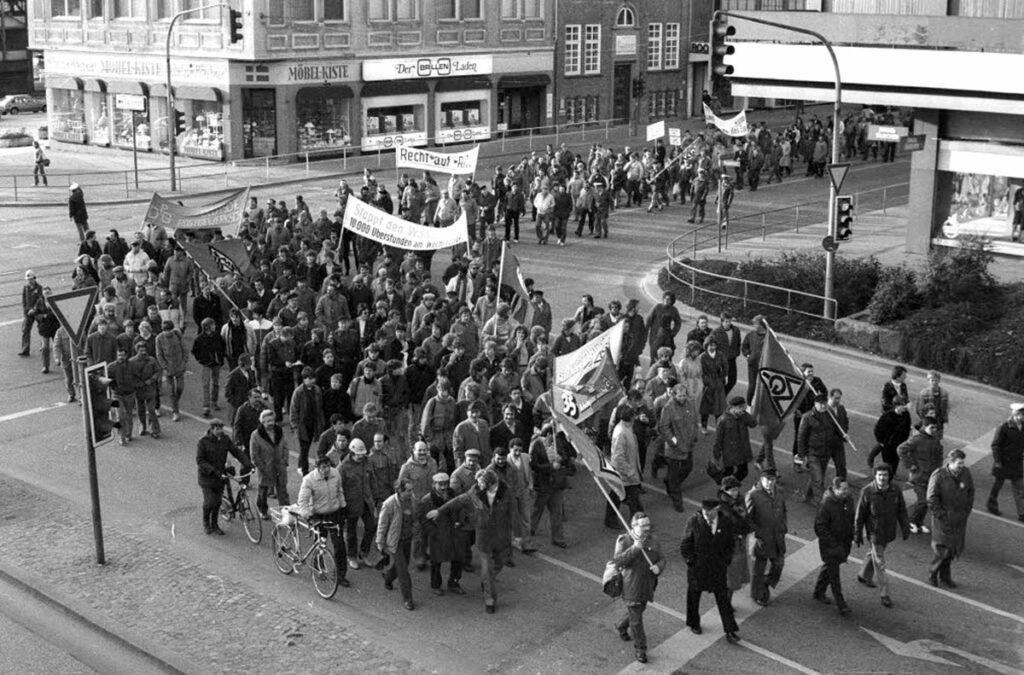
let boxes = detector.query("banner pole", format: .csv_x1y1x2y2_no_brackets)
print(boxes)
826,407,858,453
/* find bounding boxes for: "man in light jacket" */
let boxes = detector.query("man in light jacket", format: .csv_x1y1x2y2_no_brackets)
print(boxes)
605,407,644,528
297,454,350,587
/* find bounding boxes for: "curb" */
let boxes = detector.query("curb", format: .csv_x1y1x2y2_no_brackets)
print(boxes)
638,268,1021,401
0,556,197,674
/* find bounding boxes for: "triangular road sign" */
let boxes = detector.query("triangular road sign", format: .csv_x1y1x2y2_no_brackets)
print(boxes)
827,163,851,194
46,287,98,347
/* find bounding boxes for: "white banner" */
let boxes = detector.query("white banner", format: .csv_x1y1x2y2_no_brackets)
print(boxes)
703,103,750,138
554,320,626,384
646,120,666,142
342,197,469,251
395,144,479,175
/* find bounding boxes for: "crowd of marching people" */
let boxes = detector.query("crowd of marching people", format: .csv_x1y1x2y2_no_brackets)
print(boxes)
19,108,1021,666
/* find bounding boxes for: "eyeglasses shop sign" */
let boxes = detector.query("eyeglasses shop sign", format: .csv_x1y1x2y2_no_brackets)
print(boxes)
363,55,493,82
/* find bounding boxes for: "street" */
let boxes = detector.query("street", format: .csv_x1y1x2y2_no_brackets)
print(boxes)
1,148,1022,675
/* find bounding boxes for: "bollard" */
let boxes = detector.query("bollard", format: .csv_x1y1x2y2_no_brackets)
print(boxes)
882,186,887,215
794,205,800,233
378,148,382,168
343,147,348,171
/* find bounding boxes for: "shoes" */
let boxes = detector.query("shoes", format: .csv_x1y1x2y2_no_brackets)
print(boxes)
155,409,162,418
212,527,226,536
928,573,938,587
506,559,516,567
725,632,741,643
551,540,567,549
140,430,149,436
202,408,211,418
260,512,271,521
513,239,519,243
880,596,893,608
813,593,832,605
150,433,160,439
204,525,213,535
485,604,495,614
18,351,28,357
41,368,50,374
857,576,877,589
754,597,769,607
338,578,351,588
296,467,304,478
618,627,632,642
447,583,466,595
348,558,360,570
987,504,1001,516
383,575,394,591
118,438,127,446
908,523,920,534
920,525,931,534
1018,514,1024,522
213,403,221,411
68,395,77,403
172,413,181,422
941,577,957,589
404,601,415,611
635,651,648,664
559,240,565,246
672,502,685,513
416,562,428,571
689,625,702,635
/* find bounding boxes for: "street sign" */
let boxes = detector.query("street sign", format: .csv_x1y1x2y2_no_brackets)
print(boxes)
46,287,98,347
899,133,926,152
866,124,908,142
115,94,146,111
821,235,839,252
826,162,850,194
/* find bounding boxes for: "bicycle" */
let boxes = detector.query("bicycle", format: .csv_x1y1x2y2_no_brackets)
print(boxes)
220,468,261,544
271,509,339,599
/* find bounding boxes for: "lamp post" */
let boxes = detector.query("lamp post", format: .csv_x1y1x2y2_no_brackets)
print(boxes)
711,11,842,319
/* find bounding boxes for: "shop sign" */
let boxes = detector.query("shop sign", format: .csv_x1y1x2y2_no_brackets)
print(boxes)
362,131,428,151
45,51,228,86
866,124,908,143
181,141,225,161
52,129,87,144
115,94,146,111
279,62,357,84
437,126,490,144
363,55,493,82
615,34,637,56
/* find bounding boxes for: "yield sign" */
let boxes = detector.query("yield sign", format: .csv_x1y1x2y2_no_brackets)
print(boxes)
46,287,97,347
827,162,851,194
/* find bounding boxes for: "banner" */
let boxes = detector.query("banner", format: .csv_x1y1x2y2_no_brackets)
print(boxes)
342,196,469,251
554,320,625,383
497,242,535,327
703,103,750,138
552,406,625,500
143,187,250,232
183,239,255,284
668,128,682,146
395,144,479,175
751,322,810,440
552,346,624,424
646,120,666,142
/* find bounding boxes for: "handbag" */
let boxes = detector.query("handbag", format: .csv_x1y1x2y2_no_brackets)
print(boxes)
602,560,622,598
43,158,51,167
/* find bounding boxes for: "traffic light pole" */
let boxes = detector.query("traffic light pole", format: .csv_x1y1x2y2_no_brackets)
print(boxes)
712,11,842,319
78,355,105,565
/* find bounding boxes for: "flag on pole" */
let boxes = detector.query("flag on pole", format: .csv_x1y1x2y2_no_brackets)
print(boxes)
552,346,623,424
551,406,626,500
751,321,809,440
497,242,534,326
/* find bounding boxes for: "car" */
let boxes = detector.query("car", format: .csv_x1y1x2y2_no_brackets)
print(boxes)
0,94,47,115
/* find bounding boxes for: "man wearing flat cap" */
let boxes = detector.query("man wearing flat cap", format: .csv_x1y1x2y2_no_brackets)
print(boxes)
680,498,740,641
417,472,464,596
987,403,1024,521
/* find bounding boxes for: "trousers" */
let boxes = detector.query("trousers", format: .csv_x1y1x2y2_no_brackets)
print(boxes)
345,509,376,559
686,585,738,633
859,541,890,597
616,602,648,651
751,551,784,603
988,477,1024,516
530,488,565,544
478,548,505,607
812,559,848,608
664,456,694,505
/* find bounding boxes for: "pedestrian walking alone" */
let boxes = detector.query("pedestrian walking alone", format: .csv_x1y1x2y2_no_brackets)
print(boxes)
69,183,89,242
33,141,48,187
987,402,1024,521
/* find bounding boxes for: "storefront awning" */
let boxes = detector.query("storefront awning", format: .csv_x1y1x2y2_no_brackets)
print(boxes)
108,81,149,96
83,79,107,93
46,76,83,90
361,80,429,97
435,77,492,93
175,86,226,103
497,74,550,89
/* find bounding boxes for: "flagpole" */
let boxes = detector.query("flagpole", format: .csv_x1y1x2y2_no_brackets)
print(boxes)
826,407,859,453
493,240,506,337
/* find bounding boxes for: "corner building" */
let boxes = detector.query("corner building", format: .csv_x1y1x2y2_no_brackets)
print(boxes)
29,0,555,161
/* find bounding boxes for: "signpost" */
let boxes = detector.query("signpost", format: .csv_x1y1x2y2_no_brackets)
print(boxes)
116,94,147,190
826,162,850,195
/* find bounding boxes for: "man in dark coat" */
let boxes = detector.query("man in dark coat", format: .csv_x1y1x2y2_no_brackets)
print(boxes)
417,472,464,595
709,313,741,395
20,270,44,357
899,416,943,534
927,448,974,588
645,292,681,360
613,512,665,665
869,395,911,475
987,402,1024,520
746,469,787,606
339,439,376,568
812,478,855,616
797,393,848,506
197,418,250,534
680,499,740,641
740,315,767,403
713,396,757,484
69,183,89,241
618,299,648,388
290,366,325,476
791,363,828,471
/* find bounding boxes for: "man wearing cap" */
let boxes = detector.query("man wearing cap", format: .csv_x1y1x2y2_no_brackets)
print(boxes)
417,472,464,595
250,408,290,520
298,455,352,588
854,462,909,608
398,441,439,569
197,417,251,534
718,475,751,602
988,404,1024,520
898,416,943,534
123,237,152,286
69,183,89,241
290,366,325,476
612,512,665,664
339,438,376,569
927,448,974,588
19,270,43,358
746,469,787,606
680,499,740,641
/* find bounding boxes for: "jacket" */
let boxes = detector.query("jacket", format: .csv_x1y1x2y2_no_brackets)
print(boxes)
656,396,699,460
107,358,136,396
156,329,188,376
898,430,943,486
297,466,346,518
397,457,438,501
421,395,457,447
680,512,735,591
713,410,757,467
417,489,460,562
927,465,974,555
339,455,373,517
529,435,572,493
196,431,249,488
225,366,258,411
436,482,515,554
797,407,848,458
814,489,855,562
129,354,161,398
613,533,665,604
991,419,1024,480
249,425,289,488
873,409,911,454
191,331,225,369
709,324,741,361
376,492,411,554
854,481,909,546
289,383,325,443
610,422,641,486
745,483,787,559
453,418,491,465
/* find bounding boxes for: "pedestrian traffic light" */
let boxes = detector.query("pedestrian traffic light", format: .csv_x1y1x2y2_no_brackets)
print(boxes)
229,9,243,44
710,13,736,78
632,76,646,99
84,362,119,447
173,109,187,136
836,195,854,241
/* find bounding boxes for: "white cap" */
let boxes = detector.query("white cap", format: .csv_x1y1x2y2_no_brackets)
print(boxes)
24,270,35,279
1011,403,1024,413
69,183,79,190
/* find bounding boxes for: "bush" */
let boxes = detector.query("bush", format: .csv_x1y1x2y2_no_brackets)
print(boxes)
867,265,923,324
921,237,1003,320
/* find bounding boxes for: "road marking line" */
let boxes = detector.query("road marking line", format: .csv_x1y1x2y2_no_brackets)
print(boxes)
0,401,67,424
0,318,24,327
1008,564,1024,575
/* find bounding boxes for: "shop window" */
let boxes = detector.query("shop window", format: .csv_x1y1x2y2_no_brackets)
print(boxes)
51,89,87,143
587,95,598,122
366,104,422,136
86,93,111,146
150,96,169,149
615,6,634,27
440,100,481,130
51,0,81,17
179,101,225,160
664,23,680,69
243,88,277,158
667,90,678,117
564,25,581,76
583,24,601,74
113,0,145,19
87,0,103,19
296,88,351,150
647,94,655,118
647,23,663,70
323,0,346,20
115,106,152,151
936,172,1018,242
289,0,313,21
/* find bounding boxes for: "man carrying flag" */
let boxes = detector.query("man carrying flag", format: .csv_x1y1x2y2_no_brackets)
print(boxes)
497,242,534,327
750,319,810,471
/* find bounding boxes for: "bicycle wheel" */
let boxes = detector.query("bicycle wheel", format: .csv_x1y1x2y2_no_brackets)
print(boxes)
220,490,234,522
272,525,297,575
310,545,338,599
238,492,262,545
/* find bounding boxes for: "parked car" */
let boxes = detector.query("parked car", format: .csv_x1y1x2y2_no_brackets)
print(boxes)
0,94,47,115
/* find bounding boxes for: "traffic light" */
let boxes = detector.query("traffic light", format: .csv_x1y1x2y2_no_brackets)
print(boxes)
229,9,243,44
836,195,854,241
632,76,646,99
84,362,119,447
710,13,736,79
173,108,187,136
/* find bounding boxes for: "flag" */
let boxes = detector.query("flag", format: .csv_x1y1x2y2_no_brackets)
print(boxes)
183,239,254,284
552,346,624,424
497,242,534,326
552,407,625,500
751,322,809,440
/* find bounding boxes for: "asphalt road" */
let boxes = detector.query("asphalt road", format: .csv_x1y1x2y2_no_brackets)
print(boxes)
1,153,1022,674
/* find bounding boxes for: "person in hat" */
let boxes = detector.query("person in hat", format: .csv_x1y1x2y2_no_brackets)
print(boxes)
812,477,855,616
746,468,787,606
339,438,375,569
69,182,89,241
797,392,847,506
298,454,352,588
197,417,251,535
926,448,974,588
417,471,464,595
680,498,741,641
250,408,290,520
854,462,909,609
19,269,43,358
712,396,757,485
612,512,665,664
987,403,1024,520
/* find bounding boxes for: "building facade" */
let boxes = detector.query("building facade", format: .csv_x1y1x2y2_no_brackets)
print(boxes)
1,0,32,93
719,1,1024,258
28,0,555,160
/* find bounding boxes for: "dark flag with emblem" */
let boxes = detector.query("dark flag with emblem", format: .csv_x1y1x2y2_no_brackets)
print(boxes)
182,239,255,284
751,321,809,441
497,241,535,326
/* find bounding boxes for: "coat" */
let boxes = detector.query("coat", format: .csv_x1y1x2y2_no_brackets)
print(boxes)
289,383,325,443
745,483,787,559
797,408,847,458
898,430,943,486
927,465,974,556
249,425,289,488
397,457,438,501
156,329,188,376
339,455,374,517
713,409,756,467
610,422,641,486
376,492,412,554
436,482,516,555
679,513,735,592
225,366,258,411
814,489,855,562
718,490,751,591
613,533,665,604
196,431,248,488
854,481,909,546
417,489,460,562
656,396,699,460
698,350,728,417
991,419,1024,480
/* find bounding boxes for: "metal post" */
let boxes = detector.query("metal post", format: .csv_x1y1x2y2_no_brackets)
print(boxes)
692,228,698,256
761,212,766,240
305,152,309,175
12,175,17,202
343,146,347,170
794,205,800,233
124,171,130,198
882,185,887,215
78,356,105,565
131,111,139,190
264,156,269,181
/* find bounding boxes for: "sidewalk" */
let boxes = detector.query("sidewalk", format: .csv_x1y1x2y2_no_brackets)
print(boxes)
0,103,847,207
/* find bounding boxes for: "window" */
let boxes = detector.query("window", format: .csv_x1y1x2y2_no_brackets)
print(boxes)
113,0,145,18
647,23,662,70
500,0,514,17
182,0,213,19
368,0,388,19
440,0,480,19
502,0,540,18
87,0,103,18
267,0,283,23
664,23,680,69
290,0,313,21
155,0,172,19
583,24,600,74
323,0,346,20
564,24,580,76
50,0,81,17
615,6,634,27
523,0,539,18
396,0,416,20
667,90,678,117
